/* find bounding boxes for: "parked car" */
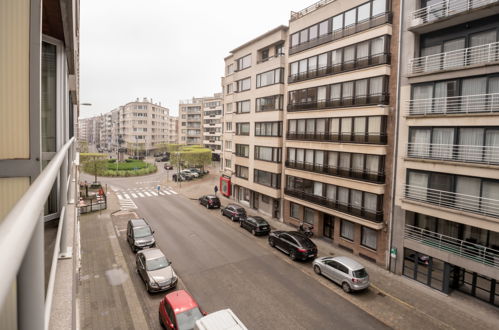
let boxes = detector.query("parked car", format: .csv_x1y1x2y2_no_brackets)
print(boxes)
182,169,199,178
240,216,270,236
268,231,317,261
164,163,174,170
221,204,246,221
159,290,205,329
405,253,430,265
313,256,370,293
179,170,194,180
199,195,220,209
136,248,177,293
127,218,155,252
195,309,247,330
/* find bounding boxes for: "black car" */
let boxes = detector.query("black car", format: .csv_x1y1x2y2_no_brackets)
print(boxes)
268,231,317,261
199,195,221,209
240,216,270,235
221,204,246,221
127,218,155,253
172,173,186,182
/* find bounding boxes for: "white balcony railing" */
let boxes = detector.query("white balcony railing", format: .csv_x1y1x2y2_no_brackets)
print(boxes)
409,41,499,74
406,93,499,115
410,0,499,28
404,184,499,218
407,143,499,164
405,225,499,269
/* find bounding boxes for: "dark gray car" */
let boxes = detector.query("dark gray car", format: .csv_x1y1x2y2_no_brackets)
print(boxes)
127,218,155,252
136,248,177,293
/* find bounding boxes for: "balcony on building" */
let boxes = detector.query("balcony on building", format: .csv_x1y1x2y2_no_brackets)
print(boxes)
404,217,498,279
409,41,499,76
407,143,499,165
404,169,499,219
409,0,499,33
285,160,385,184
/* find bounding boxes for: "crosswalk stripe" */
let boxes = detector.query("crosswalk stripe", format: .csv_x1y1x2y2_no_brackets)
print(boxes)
169,189,178,195
137,192,144,197
163,190,172,195
123,193,130,199
117,194,123,200
158,191,165,196
144,191,152,197
131,193,137,198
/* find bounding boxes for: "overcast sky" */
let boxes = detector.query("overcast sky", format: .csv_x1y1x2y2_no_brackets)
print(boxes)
79,0,314,118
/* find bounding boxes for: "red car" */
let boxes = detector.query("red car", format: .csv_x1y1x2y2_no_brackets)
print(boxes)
159,290,205,329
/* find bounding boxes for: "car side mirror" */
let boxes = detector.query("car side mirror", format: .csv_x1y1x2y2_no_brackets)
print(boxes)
168,322,175,329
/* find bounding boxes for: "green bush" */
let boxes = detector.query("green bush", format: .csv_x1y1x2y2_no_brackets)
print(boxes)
108,159,116,163
98,162,157,177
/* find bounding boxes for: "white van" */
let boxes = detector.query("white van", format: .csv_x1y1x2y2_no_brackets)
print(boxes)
194,309,248,330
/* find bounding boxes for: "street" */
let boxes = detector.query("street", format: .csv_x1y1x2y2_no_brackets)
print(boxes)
87,165,389,330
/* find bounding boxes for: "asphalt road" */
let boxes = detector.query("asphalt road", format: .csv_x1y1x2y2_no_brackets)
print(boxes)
89,166,389,330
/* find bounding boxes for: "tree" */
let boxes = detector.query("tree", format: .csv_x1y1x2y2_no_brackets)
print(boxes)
78,140,89,153
81,153,108,182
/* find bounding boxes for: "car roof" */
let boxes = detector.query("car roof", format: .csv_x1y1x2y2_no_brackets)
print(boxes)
130,218,148,227
139,248,164,260
165,290,199,314
287,231,307,238
248,216,266,223
206,195,218,199
332,256,365,271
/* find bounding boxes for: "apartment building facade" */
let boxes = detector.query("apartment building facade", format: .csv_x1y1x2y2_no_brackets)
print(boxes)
79,98,177,155
392,0,499,307
221,26,288,218
282,0,399,266
179,94,223,155
202,93,223,158
0,0,80,328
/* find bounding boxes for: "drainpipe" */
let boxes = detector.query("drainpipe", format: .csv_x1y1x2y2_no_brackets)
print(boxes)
387,0,405,272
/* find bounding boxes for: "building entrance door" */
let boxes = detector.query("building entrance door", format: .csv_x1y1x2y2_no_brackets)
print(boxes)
449,265,498,307
323,214,334,239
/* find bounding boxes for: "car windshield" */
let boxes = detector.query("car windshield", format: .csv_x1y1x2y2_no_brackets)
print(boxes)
236,208,246,214
208,197,218,201
176,307,203,330
146,256,170,271
134,226,152,238
352,268,368,278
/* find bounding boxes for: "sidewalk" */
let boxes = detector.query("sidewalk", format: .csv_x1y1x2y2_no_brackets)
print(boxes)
177,169,499,330
78,194,149,330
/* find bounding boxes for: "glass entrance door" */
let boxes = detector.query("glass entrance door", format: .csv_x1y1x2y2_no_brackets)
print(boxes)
323,214,334,239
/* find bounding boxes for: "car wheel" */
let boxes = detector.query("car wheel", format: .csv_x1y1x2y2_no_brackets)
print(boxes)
251,229,256,236
231,215,235,221
290,251,297,261
145,282,151,293
206,204,209,209
342,282,351,293
313,265,321,275
269,238,275,247
239,221,243,227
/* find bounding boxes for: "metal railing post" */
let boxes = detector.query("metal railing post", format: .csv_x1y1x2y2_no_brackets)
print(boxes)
17,213,45,330
59,150,70,258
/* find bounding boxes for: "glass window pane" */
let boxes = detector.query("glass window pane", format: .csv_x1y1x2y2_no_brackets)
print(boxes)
333,14,343,31
42,42,57,153
358,3,371,21
309,25,318,40
372,0,387,16
344,9,356,27
319,20,329,36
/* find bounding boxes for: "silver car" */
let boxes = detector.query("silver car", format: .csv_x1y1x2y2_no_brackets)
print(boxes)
313,256,370,293
136,248,178,293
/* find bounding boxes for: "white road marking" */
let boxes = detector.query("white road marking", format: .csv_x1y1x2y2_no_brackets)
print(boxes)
131,193,138,198
158,191,165,196
137,192,144,197
123,193,131,199
163,190,172,195
144,191,152,197
169,189,178,195
117,194,123,200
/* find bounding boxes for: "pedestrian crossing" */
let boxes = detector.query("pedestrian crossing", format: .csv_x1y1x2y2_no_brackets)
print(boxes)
112,185,178,210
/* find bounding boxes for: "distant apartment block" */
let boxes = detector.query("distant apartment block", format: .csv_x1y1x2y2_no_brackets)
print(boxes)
79,98,178,155
179,93,223,157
